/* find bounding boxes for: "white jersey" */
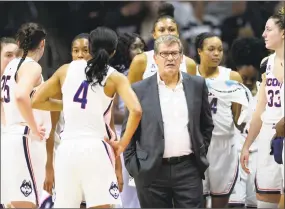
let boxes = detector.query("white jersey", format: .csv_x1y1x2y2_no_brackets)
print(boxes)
60,60,115,141
236,81,261,152
281,82,284,117
142,50,187,79
1,57,51,138
261,53,283,125
197,66,236,136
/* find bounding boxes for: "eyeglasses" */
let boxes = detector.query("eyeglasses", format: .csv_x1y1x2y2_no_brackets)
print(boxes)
159,51,181,59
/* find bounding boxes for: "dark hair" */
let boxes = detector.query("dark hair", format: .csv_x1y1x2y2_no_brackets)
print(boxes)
152,3,177,33
15,22,46,80
230,37,269,71
194,32,220,64
270,6,284,30
0,37,17,50
71,33,89,48
110,32,147,73
85,27,118,87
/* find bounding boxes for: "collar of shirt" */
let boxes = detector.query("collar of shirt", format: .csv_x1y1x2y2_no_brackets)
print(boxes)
157,71,183,87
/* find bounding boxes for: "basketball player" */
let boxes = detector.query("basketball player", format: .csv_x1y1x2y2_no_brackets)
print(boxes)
42,33,93,197
31,27,142,208
277,81,284,209
228,37,269,208
1,37,18,127
1,22,51,208
240,7,284,208
110,32,147,208
127,3,196,84
1,37,18,76
195,32,244,208
40,33,123,208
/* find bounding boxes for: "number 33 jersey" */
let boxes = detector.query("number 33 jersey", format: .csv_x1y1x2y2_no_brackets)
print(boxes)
261,53,283,125
60,60,115,140
1,57,51,138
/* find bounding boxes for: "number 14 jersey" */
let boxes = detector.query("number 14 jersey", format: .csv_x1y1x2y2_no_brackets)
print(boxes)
197,66,235,137
61,60,115,140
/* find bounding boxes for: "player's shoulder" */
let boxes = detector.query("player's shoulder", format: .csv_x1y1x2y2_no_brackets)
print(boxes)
132,53,147,65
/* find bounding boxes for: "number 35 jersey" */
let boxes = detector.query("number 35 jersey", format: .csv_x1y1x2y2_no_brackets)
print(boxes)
1,57,51,138
261,53,283,125
60,60,115,140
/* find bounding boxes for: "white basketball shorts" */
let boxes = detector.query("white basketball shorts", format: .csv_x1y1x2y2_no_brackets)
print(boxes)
255,123,282,194
229,151,257,207
1,126,46,207
203,135,239,197
53,138,121,208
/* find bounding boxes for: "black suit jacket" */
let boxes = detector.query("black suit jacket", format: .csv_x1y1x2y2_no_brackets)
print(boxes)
122,72,214,186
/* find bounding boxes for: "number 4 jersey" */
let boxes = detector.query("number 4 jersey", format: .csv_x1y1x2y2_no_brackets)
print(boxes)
261,53,283,125
1,57,51,138
60,60,115,141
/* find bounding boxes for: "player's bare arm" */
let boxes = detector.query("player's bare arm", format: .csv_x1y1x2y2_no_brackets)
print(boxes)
109,71,142,150
185,56,196,75
110,113,124,192
32,64,68,111
15,62,43,133
240,73,267,173
230,71,243,128
127,53,147,84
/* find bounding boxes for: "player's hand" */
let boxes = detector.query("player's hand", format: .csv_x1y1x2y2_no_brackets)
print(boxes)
240,148,250,174
44,164,54,194
115,169,124,192
104,138,125,159
275,117,285,137
31,124,46,140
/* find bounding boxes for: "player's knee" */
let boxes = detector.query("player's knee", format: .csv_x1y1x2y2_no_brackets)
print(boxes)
257,200,278,208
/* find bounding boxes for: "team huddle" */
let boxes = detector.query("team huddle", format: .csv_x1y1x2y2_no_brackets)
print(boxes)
0,5,284,209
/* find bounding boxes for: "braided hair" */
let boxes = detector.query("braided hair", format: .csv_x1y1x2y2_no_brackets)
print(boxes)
85,27,118,87
15,22,46,80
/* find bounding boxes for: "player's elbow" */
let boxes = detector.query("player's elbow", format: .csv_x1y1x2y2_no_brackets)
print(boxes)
129,104,143,119
15,88,29,104
31,95,44,109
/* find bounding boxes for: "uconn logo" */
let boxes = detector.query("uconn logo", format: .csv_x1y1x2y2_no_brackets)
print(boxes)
266,78,282,87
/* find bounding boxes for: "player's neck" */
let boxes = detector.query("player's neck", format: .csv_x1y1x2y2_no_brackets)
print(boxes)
198,64,219,78
275,45,284,62
18,50,40,62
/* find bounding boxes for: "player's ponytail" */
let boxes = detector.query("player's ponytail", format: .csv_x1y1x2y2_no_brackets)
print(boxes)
84,27,118,87
85,48,110,87
15,22,46,80
16,28,30,80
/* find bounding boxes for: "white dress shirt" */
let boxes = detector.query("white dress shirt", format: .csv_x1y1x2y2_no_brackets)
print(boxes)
157,73,192,158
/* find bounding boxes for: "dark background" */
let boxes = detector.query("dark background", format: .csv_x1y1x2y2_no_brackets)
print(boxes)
0,1,282,79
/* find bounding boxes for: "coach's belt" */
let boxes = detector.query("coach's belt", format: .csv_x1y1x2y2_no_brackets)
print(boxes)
162,153,195,164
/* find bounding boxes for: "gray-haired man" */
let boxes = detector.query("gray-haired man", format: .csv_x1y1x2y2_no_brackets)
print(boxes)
122,35,214,208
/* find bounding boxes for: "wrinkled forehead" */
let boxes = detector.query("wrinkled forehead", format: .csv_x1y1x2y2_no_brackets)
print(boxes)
157,41,180,52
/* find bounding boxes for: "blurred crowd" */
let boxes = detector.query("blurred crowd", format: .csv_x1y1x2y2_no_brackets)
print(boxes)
0,1,282,79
